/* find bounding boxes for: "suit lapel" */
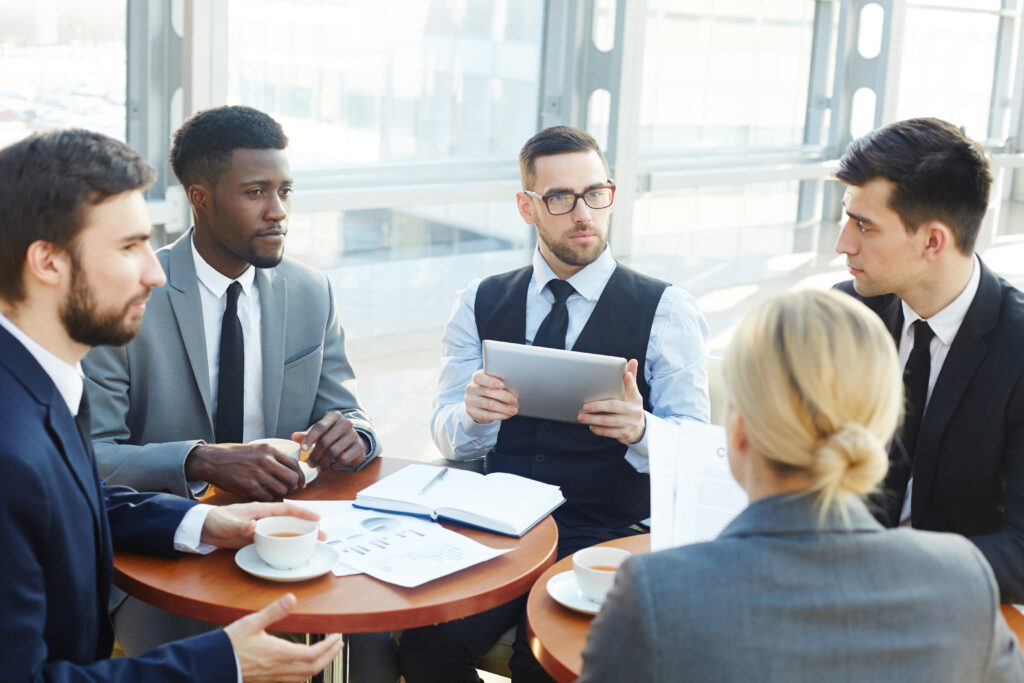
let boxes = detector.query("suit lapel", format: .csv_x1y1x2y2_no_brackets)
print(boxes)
880,296,903,346
910,261,1000,523
259,267,286,437
47,405,105,535
0,327,105,540
165,233,214,424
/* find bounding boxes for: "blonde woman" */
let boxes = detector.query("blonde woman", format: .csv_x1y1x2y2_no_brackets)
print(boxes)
578,290,1023,682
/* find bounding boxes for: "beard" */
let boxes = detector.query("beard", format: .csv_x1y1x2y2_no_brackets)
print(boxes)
246,235,285,269
60,259,148,347
536,221,607,268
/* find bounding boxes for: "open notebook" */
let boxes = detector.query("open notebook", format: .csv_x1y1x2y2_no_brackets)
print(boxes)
354,464,565,537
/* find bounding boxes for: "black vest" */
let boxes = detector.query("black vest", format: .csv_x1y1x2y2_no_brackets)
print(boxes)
475,263,668,529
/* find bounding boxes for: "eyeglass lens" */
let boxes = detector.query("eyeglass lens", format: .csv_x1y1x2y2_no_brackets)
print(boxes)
546,187,614,215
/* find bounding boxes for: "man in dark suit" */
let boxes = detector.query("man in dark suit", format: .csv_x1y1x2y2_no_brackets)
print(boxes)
834,117,1024,602
0,128,342,681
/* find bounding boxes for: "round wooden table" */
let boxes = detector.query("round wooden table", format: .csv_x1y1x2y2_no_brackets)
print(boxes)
114,457,558,681
525,534,647,683
526,535,1024,683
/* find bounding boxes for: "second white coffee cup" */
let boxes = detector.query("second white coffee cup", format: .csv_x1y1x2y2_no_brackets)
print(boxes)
253,516,318,570
572,547,632,604
250,437,300,460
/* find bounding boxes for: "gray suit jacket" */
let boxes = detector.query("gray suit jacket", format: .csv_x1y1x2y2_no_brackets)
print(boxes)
82,231,378,497
579,494,1024,683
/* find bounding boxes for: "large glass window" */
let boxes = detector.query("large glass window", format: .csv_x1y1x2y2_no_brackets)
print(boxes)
0,0,126,148
895,4,1002,139
639,0,817,151
227,0,543,166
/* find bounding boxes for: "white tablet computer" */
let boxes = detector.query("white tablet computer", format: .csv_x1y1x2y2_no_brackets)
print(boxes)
482,340,626,423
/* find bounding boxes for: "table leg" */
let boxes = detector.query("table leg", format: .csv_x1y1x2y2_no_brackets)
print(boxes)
308,633,350,683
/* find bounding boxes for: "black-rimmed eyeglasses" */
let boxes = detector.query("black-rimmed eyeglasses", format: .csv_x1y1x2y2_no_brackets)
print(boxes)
523,182,616,216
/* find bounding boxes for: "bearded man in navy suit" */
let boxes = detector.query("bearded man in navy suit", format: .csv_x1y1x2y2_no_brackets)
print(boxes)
0,129,342,682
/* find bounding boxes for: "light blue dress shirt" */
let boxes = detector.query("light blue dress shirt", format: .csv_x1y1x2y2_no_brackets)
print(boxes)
431,246,710,473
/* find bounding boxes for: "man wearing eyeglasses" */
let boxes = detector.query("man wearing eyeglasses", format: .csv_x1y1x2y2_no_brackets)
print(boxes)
399,126,710,683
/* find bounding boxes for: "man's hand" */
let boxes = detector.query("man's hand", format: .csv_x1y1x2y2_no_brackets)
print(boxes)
292,411,366,471
578,358,647,445
465,369,518,424
224,594,343,683
200,501,324,548
185,443,304,502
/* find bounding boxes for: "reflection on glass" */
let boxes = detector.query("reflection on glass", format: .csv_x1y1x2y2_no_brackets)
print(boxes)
0,0,126,148
227,0,544,166
631,181,805,294
286,201,531,270
639,1,816,150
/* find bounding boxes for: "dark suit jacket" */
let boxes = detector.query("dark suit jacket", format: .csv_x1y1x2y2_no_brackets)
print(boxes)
836,259,1024,602
0,325,235,682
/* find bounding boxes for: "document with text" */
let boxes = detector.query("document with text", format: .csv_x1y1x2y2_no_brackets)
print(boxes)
286,499,511,587
648,420,747,551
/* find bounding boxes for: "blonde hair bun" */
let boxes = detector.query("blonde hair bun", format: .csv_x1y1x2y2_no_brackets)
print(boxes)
812,423,889,497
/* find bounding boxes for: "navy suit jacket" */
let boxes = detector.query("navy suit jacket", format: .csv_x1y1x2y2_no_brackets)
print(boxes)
0,325,235,682
836,258,1024,602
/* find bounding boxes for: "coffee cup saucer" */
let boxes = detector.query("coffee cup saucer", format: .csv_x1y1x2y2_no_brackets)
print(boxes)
546,570,602,615
235,541,338,582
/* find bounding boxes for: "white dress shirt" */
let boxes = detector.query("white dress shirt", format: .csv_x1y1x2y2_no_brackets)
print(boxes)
432,246,710,473
0,312,214,554
191,237,265,442
897,254,981,525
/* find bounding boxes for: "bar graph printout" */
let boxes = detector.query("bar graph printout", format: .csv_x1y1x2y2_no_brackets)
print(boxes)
286,499,510,588
648,420,747,551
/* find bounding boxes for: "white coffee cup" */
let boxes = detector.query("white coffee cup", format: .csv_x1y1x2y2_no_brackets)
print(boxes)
250,437,300,460
572,547,632,604
253,516,318,570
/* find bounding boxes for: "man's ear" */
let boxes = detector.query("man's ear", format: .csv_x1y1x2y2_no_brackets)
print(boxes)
516,191,536,226
188,184,212,214
920,220,954,263
23,240,70,288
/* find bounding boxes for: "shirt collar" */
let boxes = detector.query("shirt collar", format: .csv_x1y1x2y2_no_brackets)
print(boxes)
531,245,616,301
0,312,83,415
901,253,980,347
191,234,256,298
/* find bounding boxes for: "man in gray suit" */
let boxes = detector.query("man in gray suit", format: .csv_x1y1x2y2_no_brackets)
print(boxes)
82,106,398,681
84,105,378,502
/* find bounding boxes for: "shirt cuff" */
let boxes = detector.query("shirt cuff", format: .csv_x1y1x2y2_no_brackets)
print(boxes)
623,412,654,473
460,410,500,436
183,442,209,499
173,503,217,555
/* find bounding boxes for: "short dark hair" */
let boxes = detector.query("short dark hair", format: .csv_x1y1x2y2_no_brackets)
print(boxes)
170,105,288,188
0,129,155,303
519,126,610,189
836,117,991,254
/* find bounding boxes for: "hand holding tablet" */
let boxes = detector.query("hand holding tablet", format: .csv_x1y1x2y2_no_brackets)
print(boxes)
480,340,645,444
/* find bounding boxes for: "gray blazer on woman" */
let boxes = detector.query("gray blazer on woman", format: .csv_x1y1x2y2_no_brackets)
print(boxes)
579,494,1023,683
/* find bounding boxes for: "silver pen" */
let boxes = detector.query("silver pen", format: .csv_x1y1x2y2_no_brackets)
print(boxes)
418,467,449,494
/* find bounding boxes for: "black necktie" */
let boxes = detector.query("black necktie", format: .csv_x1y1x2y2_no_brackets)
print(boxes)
532,279,576,350
215,281,244,444
75,390,95,459
887,320,934,516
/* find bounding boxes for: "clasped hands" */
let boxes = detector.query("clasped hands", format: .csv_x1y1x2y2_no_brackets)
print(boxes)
185,411,366,501
464,358,647,445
